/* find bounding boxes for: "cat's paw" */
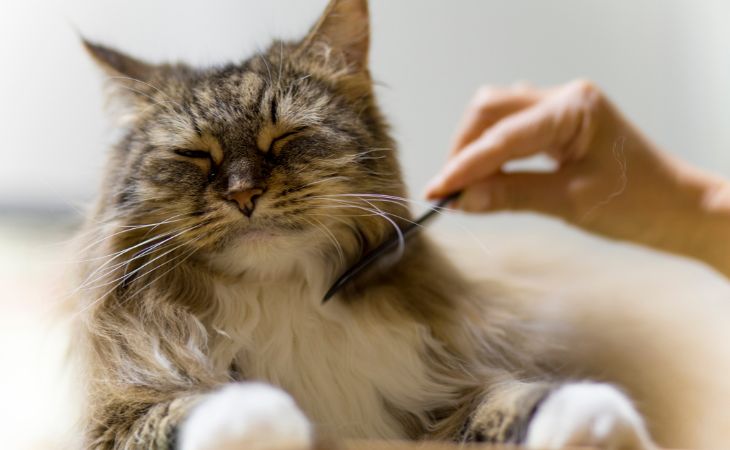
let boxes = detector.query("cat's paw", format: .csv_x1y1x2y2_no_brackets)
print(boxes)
525,383,655,450
178,382,313,450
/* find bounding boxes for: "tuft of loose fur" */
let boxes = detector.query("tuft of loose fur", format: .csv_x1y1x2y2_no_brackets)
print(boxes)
70,1,655,449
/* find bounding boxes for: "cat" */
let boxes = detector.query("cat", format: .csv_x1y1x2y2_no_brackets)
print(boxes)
71,0,656,449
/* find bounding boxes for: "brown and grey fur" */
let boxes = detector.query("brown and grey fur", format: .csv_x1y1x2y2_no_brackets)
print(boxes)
70,1,650,449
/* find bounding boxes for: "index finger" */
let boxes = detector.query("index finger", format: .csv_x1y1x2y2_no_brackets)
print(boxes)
449,86,543,159
427,99,569,199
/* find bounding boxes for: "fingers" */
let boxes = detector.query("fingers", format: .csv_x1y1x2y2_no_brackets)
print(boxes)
449,85,543,158
455,171,573,218
427,102,562,199
427,80,601,200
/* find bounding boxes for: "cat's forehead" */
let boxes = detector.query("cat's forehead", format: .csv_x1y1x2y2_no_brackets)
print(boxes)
189,64,329,124
192,70,266,113
146,66,330,152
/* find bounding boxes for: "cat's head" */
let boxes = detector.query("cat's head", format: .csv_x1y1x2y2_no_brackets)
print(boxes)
85,0,409,278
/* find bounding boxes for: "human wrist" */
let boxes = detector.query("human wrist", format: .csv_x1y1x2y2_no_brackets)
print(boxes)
664,160,730,277
691,174,730,276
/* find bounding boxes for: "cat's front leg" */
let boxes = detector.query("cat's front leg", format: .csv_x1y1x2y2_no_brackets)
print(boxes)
178,382,314,450
457,380,553,443
461,380,655,450
524,382,655,450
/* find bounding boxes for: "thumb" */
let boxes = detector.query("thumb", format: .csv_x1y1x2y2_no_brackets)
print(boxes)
456,171,573,219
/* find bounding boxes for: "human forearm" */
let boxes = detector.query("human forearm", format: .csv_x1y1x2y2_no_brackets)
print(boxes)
678,172,730,278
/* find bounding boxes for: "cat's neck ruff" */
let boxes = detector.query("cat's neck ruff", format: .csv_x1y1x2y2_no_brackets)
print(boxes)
203,237,462,440
205,230,341,290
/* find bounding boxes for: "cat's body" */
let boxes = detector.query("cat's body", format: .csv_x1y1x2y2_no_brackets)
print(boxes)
72,1,657,449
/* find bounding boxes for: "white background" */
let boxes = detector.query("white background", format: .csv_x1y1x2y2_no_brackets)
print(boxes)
1,0,729,209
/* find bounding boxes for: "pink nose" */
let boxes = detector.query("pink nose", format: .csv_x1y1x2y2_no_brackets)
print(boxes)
226,187,264,217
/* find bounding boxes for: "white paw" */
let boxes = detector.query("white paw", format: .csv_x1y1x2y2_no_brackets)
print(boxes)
526,383,655,450
178,382,313,450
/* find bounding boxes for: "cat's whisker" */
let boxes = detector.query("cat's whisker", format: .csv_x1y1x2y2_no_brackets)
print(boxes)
304,217,346,266
75,214,191,256
334,194,493,257
312,195,411,219
322,154,363,167
353,147,392,155
69,233,204,322
76,223,203,292
307,195,470,262
306,195,493,259
310,212,362,241
330,198,415,232
118,231,190,278
307,196,407,217
314,193,460,220
39,209,147,248
55,230,179,267
372,208,405,259
107,220,207,274
122,234,206,303
329,193,459,213
52,207,206,260
309,199,425,234
40,223,121,251
351,148,392,161
298,176,351,189
83,228,201,293
47,237,175,303
73,233,178,293
46,220,202,309
305,198,407,258
307,212,382,219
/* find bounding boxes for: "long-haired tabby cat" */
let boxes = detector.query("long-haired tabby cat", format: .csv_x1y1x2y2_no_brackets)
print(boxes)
72,1,659,449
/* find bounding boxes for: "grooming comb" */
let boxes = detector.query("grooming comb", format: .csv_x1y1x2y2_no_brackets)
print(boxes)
322,191,461,303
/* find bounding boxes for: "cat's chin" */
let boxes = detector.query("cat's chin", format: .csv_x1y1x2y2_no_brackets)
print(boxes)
236,228,280,242
205,227,337,281
219,223,291,249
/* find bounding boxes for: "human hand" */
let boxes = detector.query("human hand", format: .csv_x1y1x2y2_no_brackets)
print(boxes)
426,80,730,275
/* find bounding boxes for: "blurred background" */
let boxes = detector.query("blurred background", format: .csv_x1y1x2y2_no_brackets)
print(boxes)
2,0,730,207
1,0,730,448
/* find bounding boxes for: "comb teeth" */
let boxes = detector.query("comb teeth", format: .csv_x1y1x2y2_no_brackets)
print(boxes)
321,191,461,303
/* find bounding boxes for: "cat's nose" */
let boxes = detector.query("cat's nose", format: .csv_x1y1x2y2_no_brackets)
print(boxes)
226,187,264,217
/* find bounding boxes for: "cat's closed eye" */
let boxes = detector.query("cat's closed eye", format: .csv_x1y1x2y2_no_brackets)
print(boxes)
268,127,307,155
173,148,218,181
174,149,211,159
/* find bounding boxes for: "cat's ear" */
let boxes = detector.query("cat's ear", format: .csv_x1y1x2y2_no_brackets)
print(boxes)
83,39,167,111
83,39,157,83
301,0,370,72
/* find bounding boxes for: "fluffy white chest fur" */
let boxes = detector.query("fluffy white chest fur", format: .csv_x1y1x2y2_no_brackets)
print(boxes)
207,275,458,439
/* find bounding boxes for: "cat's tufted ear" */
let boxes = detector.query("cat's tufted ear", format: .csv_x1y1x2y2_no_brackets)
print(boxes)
83,39,157,83
301,0,370,72
83,39,169,111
